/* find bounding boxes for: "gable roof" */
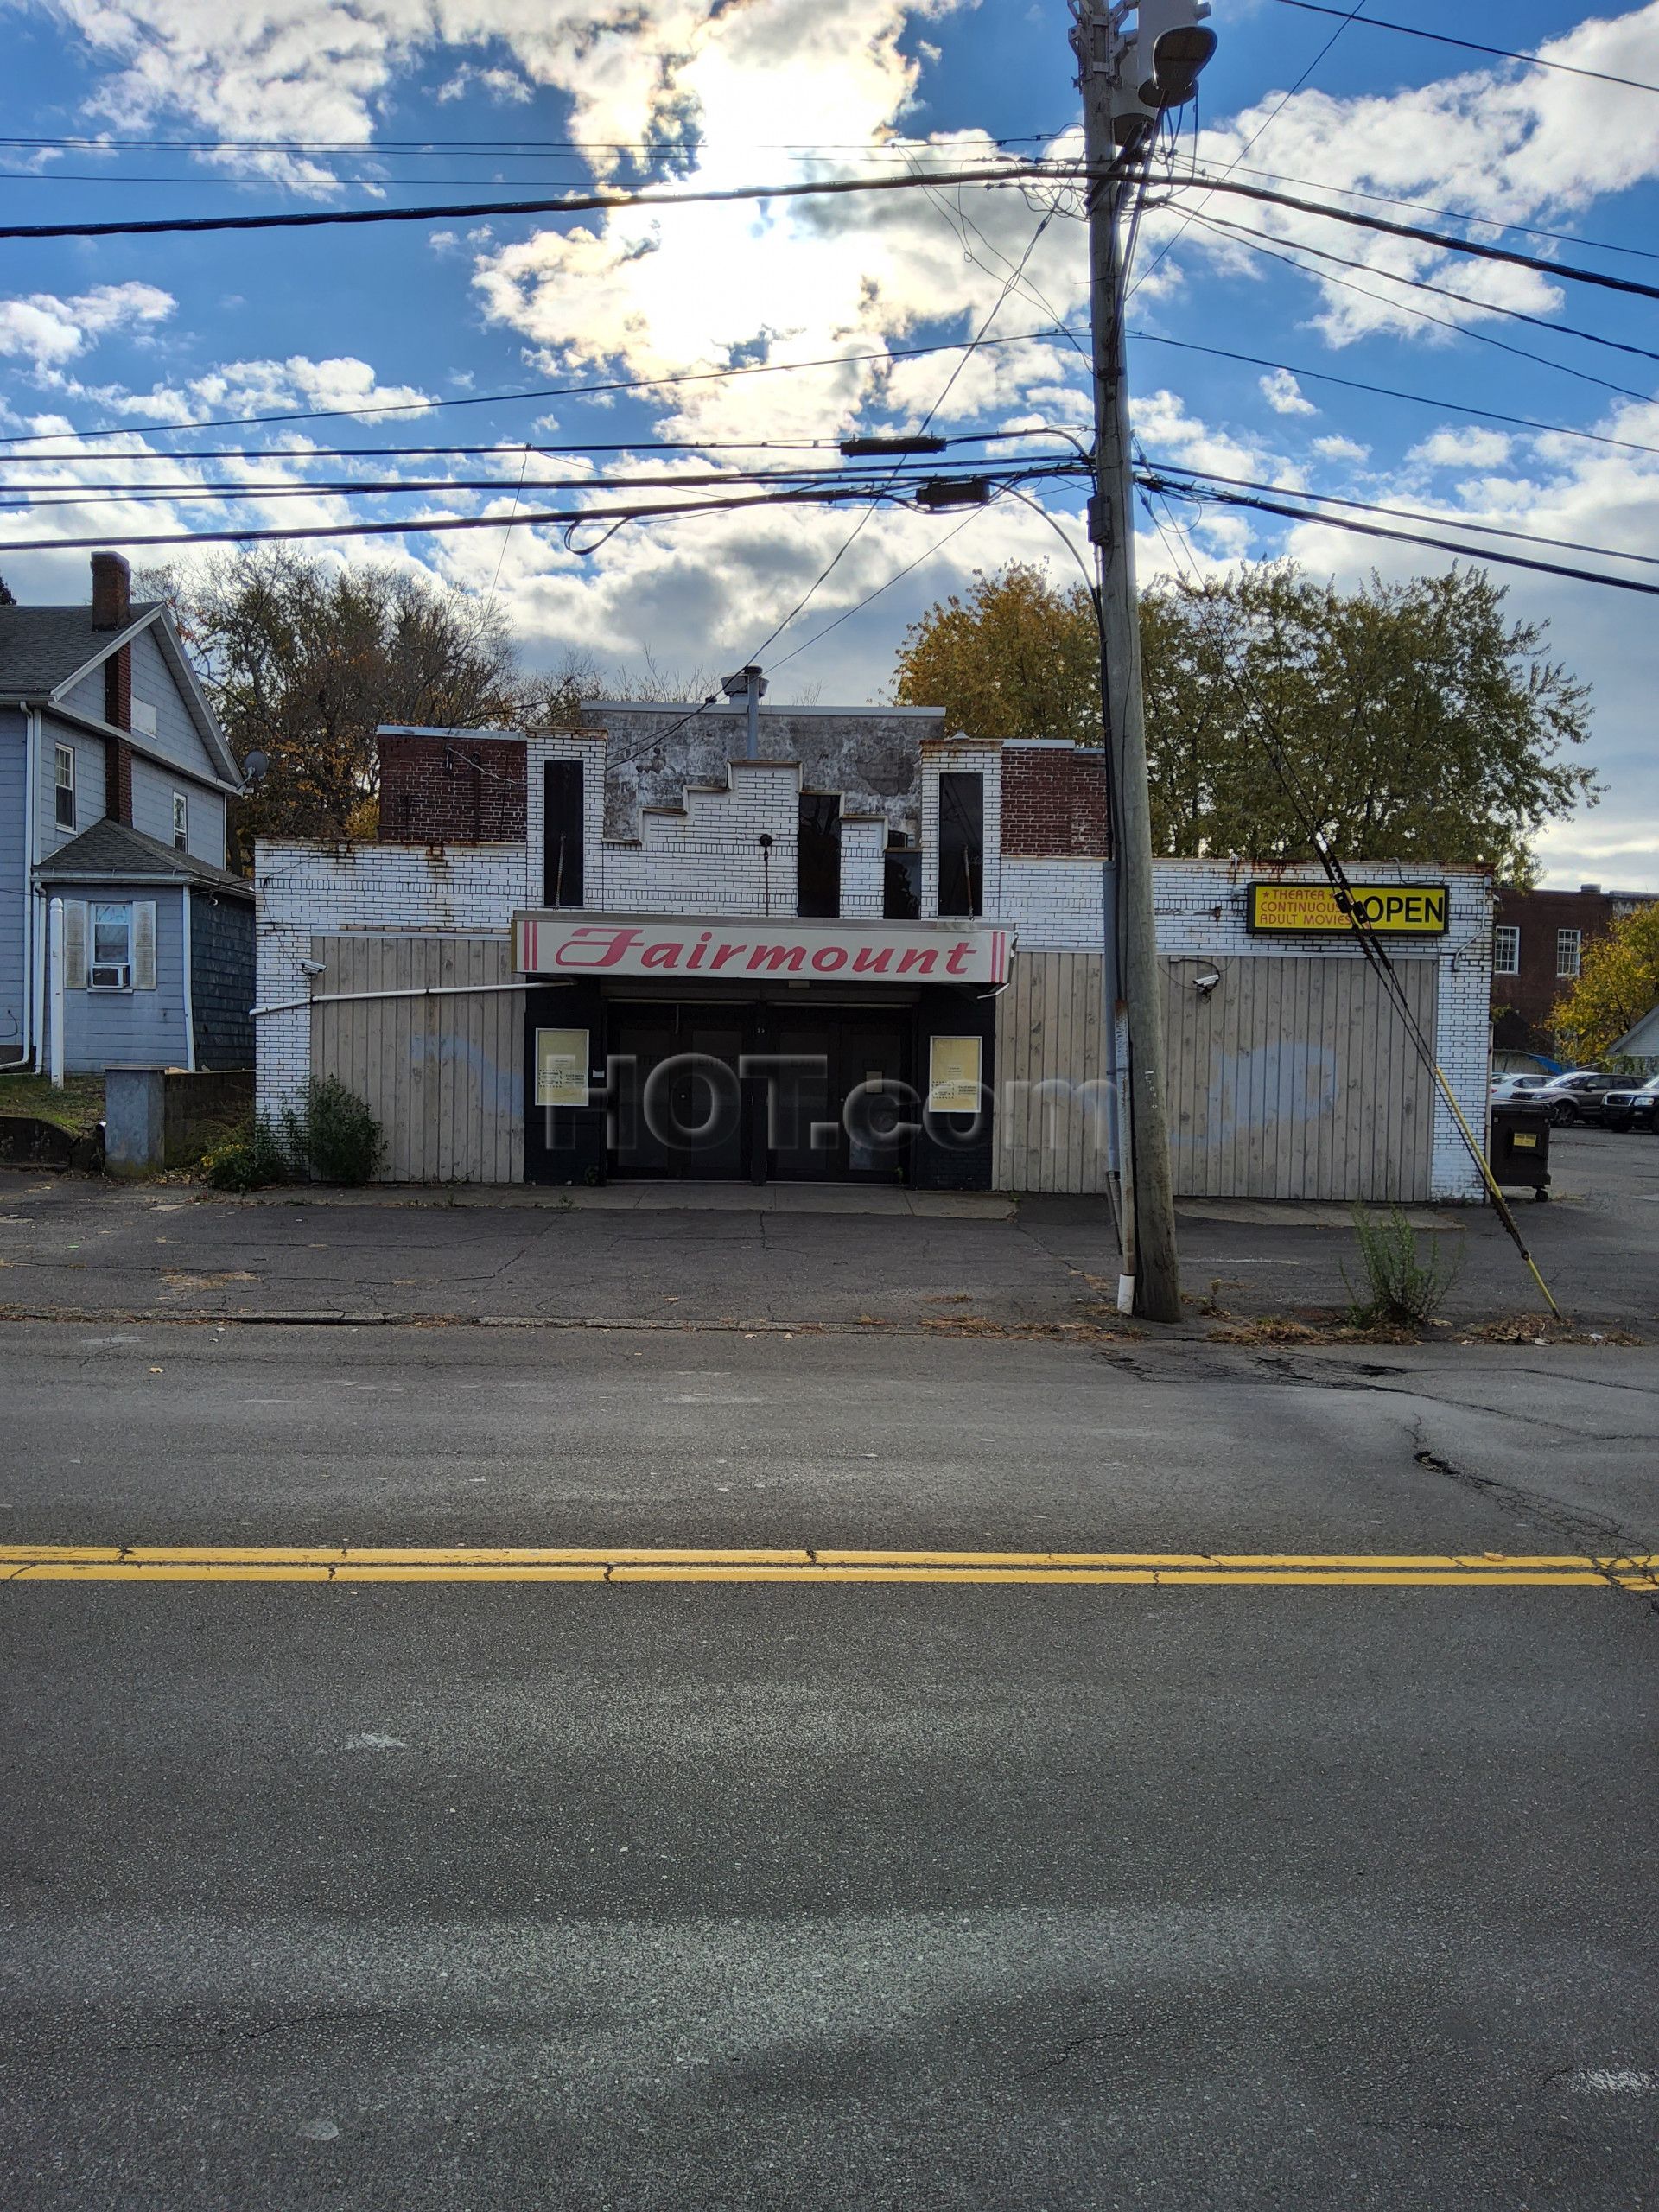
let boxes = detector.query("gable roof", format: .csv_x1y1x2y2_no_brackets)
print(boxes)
0,601,164,697
35,817,252,897
0,599,244,791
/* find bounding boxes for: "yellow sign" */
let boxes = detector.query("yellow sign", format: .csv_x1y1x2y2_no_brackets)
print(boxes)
534,1027,590,1108
927,1034,983,1113
1247,882,1449,936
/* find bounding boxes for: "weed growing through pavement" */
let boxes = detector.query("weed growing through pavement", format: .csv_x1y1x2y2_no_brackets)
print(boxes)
1343,1203,1461,1331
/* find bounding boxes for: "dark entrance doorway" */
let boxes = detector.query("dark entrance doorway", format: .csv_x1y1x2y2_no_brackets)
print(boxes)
609,1007,746,1179
604,1000,915,1184
766,1008,910,1182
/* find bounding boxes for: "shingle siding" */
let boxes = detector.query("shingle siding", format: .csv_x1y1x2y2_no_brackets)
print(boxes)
190,889,255,1067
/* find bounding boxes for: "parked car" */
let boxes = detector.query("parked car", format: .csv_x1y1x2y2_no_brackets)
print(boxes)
1529,1070,1623,1125
1490,1074,1554,1106
1599,1073,1659,1132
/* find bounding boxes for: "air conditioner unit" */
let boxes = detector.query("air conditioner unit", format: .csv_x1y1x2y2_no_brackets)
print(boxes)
89,963,130,990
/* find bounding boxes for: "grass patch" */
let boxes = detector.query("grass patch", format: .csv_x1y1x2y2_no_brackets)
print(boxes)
0,1070,105,1135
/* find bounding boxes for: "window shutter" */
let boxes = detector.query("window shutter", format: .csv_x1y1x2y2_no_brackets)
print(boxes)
62,901,88,990
133,902,157,991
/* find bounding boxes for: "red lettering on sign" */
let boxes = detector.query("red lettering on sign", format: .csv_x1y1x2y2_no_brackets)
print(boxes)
897,948,938,976
946,940,974,976
641,942,682,969
685,931,714,970
554,925,643,969
810,946,848,972
709,943,746,971
852,947,894,973
747,944,807,972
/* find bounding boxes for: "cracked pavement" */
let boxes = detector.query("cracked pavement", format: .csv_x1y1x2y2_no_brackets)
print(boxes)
2,1117,1656,1339
1,1319,1655,2208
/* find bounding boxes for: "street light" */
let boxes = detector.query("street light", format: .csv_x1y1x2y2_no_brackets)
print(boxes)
1134,0,1217,111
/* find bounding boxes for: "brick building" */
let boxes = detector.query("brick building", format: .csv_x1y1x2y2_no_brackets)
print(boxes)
1491,883,1658,1057
255,697,1491,1201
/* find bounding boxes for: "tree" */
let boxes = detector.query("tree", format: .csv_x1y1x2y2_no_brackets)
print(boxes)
1551,901,1659,1061
893,563,1101,747
893,559,1598,880
143,550,534,860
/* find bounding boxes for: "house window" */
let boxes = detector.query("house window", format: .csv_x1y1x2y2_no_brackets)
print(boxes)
1556,928,1582,980
1493,925,1520,976
54,744,75,830
172,791,188,850
90,903,132,989
938,772,984,918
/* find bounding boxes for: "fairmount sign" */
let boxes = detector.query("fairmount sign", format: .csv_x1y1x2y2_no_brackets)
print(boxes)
513,913,1013,985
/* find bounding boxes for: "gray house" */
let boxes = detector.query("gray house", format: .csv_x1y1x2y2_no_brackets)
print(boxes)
1,550,251,1073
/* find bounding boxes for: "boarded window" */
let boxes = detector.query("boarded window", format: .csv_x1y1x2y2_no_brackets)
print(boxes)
938,772,983,918
797,793,841,918
884,842,920,920
543,760,584,907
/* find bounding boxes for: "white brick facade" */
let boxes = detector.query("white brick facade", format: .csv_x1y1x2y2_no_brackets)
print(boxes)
258,728,1491,1203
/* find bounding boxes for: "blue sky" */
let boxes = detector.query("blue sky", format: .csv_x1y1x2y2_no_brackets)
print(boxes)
2,0,1657,886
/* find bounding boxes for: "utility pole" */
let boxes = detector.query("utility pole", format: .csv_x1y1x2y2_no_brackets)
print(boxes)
1071,0,1214,1324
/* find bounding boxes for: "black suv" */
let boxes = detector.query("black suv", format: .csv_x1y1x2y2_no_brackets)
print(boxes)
1599,1074,1659,1131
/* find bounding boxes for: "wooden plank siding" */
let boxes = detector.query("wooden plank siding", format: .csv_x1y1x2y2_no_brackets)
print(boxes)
1161,953,1437,1203
993,950,1115,1195
308,933,524,1183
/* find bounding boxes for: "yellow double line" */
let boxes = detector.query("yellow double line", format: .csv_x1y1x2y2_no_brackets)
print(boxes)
2,1546,1655,1588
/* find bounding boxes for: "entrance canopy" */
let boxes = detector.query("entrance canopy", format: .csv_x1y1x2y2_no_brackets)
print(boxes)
513,912,1012,986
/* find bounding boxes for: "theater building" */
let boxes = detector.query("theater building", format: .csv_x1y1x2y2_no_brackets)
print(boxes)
254,700,1493,1202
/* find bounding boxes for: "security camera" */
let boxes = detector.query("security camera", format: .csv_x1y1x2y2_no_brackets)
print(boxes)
299,957,327,977
1195,968,1221,994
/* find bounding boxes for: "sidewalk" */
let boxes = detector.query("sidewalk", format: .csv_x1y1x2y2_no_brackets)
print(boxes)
0,1127,1652,1337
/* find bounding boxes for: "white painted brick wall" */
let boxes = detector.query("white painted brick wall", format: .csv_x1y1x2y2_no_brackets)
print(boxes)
255,840,529,1122
839,818,887,918
920,739,1001,920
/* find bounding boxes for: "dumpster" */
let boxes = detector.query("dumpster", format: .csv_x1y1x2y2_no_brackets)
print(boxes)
1489,1103,1552,1200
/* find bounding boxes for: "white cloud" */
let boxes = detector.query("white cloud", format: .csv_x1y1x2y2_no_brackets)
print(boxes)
0,282,174,370
1408,426,1514,469
435,62,534,105
1312,435,1370,464
1259,367,1316,416
1157,2,1659,347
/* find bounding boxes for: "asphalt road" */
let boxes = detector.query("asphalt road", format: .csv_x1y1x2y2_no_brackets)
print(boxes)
3,1323,1656,2209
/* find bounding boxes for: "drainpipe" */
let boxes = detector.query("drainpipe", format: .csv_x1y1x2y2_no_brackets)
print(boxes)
720,664,767,760
48,896,65,1089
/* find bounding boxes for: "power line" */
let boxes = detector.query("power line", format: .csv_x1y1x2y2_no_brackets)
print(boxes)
1147,461,1659,573
0,322,1077,449
1224,159,1659,268
0,158,1048,243
1129,331,1659,466
1179,212,1657,410
1187,207,1659,368
1165,169,1659,306
0,453,1086,511
1268,1,1659,98
768,508,988,670
1130,0,1373,298
1141,468,1659,600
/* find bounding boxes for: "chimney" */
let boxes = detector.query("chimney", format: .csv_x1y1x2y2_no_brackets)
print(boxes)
90,550,130,630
